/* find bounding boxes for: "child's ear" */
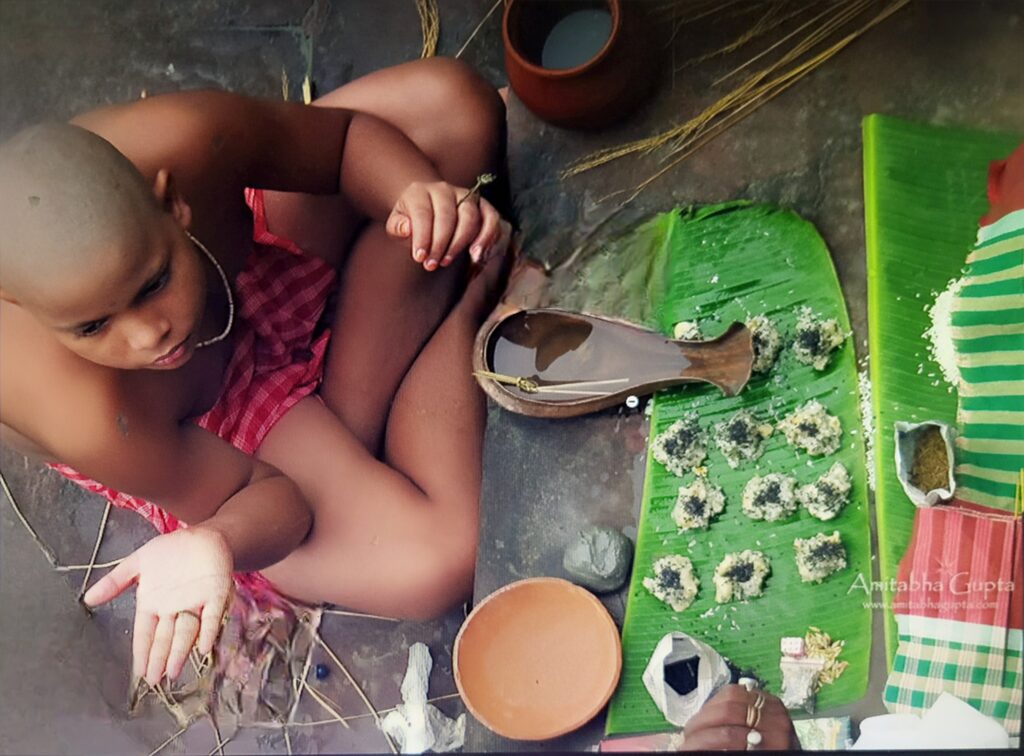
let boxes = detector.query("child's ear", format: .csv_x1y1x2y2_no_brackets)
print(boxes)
151,168,192,230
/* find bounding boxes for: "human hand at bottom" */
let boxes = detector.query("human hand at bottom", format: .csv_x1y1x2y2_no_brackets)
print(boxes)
83,526,233,686
680,684,800,751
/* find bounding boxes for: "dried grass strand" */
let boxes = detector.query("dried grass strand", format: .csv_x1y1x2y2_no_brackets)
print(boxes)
675,1,813,72
321,608,401,622
54,557,125,572
455,0,503,59
146,726,189,756
78,500,111,599
609,0,909,204
416,0,440,58
302,680,353,729
567,0,905,189
0,470,60,568
314,631,398,754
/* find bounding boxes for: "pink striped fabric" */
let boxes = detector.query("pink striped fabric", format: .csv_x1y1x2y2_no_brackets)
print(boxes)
892,500,1022,630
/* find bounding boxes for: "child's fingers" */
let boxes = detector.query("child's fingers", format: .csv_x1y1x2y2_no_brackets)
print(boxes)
385,209,411,239
83,552,140,608
197,599,227,656
443,200,481,266
405,193,433,265
469,199,502,260
132,610,158,681
145,614,176,686
164,611,201,680
425,186,457,270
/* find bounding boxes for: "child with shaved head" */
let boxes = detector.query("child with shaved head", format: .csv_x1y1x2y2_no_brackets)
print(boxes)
0,58,520,688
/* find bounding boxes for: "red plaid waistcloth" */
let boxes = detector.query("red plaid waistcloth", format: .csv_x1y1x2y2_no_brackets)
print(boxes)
50,188,337,601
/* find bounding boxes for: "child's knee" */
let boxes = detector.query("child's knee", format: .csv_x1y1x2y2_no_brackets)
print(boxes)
416,58,505,176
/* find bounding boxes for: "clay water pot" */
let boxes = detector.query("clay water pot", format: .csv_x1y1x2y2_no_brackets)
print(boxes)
502,0,658,129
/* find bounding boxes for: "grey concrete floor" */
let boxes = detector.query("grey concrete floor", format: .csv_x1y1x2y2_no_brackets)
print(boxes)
2,1,1024,755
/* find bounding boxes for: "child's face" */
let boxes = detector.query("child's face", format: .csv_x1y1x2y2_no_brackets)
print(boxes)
30,211,208,371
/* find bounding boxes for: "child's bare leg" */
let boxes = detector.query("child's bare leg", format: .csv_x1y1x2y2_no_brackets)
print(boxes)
255,249,514,620
261,57,505,453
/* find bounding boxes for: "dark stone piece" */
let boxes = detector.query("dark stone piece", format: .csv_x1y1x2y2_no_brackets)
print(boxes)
315,663,330,680
663,655,700,697
562,525,634,593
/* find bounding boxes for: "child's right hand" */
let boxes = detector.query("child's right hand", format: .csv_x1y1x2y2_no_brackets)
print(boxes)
386,180,504,271
83,526,234,687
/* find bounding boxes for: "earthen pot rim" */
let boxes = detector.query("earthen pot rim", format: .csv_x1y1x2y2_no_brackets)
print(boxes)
452,576,623,740
502,0,622,80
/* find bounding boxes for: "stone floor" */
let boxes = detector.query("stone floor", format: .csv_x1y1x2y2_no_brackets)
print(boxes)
2,1,1023,755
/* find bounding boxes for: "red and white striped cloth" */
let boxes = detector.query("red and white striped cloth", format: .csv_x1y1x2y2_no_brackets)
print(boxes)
51,188,337,601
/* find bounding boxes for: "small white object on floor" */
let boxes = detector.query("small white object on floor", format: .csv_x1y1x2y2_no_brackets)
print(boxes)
380,642,466,753
851,692,1010,750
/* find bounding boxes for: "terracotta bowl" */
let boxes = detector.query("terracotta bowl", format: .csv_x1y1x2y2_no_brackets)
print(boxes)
453,577,622,740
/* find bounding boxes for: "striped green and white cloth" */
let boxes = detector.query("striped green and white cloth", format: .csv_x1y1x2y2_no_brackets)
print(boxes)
952,207,1024,512
884,615,1022,738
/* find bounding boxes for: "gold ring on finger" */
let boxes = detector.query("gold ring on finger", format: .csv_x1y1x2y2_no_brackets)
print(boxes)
176,610,201,623
751,705,762,729
753,692,766,710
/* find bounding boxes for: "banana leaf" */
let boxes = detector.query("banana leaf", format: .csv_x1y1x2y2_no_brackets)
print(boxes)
862,114,1021,663
602,203,872,735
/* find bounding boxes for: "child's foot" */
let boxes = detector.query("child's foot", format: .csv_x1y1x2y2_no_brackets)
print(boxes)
495,255,550,318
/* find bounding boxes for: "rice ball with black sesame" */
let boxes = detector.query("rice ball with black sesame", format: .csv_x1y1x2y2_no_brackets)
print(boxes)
713,550,771,603
643,555,700,611
742,473,798,521
714,409,773,468
671,477,726,531
778,400,842,456
651,413,707,476
794,531,848,583
798,462,852,520
793,307,846,370
746,315,783,373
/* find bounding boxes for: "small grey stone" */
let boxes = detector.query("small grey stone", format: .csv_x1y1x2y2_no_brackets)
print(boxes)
562,525,634,593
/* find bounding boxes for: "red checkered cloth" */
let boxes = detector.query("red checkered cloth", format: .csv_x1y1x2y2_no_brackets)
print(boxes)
50,188,337,601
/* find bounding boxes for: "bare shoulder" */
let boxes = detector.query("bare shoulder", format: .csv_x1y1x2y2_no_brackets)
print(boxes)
70,89,352,196
0,304,256,523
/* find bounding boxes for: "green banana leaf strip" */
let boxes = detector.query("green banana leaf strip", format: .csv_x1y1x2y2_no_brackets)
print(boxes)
862,114,1021,664
603,203,872,735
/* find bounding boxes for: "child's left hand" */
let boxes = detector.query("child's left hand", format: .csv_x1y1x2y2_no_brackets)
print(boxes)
386,180,503,270
83,526,234,687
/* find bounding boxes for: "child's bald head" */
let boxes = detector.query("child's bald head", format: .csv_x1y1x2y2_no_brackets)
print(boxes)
0,122,161,307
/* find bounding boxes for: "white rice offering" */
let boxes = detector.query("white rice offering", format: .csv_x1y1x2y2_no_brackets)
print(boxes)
651,413,707,476
713,550,771,603
714,409,773,468
793,307,846,370
673,320,703,340
742,473,799,521
671,477,726,531
797,461,851,521
643,555,700,612
746,314,783,373
779,400,842,456
793,531,848,583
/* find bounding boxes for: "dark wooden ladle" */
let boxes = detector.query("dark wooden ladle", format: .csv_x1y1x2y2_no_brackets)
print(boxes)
472,307,754,419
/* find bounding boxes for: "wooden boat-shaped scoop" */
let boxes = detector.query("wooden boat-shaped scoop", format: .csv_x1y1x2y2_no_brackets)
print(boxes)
472,308,754,419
